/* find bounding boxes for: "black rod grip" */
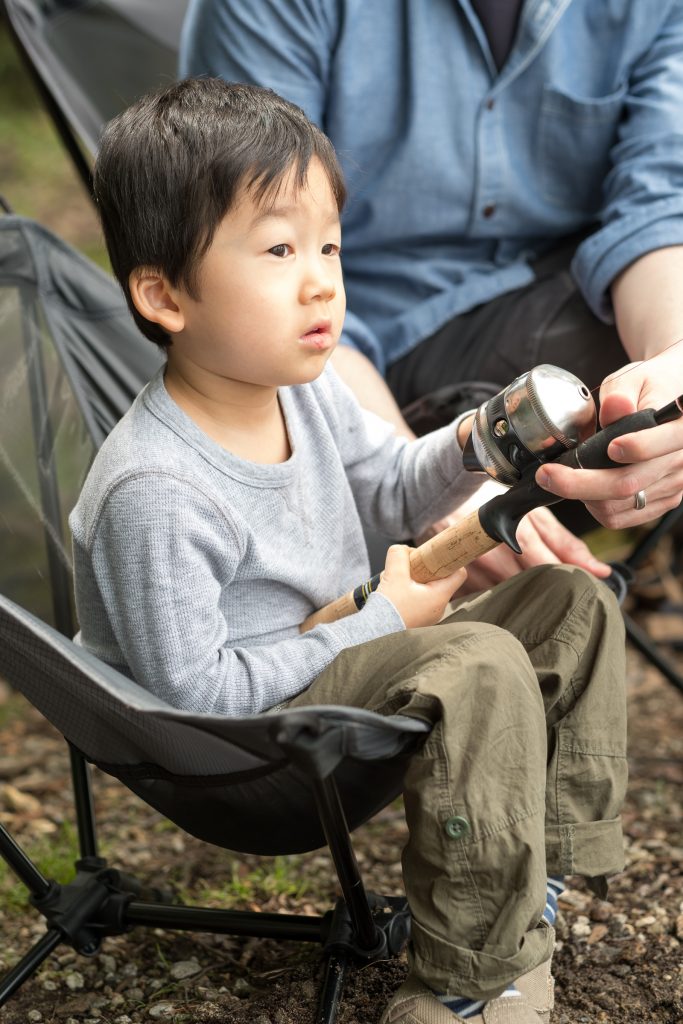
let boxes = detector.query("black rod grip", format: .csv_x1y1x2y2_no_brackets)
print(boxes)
556,408,658,471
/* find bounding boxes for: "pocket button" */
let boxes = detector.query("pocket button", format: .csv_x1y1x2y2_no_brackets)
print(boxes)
445,815,471,839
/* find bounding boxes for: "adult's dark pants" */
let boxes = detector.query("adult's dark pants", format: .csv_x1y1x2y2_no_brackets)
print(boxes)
386,241,626,409
386,241,628,532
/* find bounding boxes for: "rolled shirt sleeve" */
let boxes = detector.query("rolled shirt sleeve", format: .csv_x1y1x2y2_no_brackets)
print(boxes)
573,3,683,321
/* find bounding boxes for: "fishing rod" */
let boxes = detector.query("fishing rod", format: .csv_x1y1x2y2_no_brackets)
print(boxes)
301,364,683,633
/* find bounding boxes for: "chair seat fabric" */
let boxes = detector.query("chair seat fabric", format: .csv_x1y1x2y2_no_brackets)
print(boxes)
0,593,429,853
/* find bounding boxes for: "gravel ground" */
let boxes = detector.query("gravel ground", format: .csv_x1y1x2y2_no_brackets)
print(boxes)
1,607,682,1024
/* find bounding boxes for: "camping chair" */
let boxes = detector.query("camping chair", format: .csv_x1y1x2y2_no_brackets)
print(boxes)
0,212,428,1019
0,590,428,1020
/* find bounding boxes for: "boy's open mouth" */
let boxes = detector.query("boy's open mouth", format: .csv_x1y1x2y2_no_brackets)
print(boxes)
300,320,333,349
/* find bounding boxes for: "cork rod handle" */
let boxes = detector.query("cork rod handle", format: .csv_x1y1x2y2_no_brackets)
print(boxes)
300,509,498,633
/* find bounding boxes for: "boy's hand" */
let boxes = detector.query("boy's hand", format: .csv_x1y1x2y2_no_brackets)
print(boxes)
378,545,467,628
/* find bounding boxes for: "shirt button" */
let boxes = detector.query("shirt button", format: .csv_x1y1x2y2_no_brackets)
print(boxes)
483,203,496,218
444,815,471,840
486,98,495,110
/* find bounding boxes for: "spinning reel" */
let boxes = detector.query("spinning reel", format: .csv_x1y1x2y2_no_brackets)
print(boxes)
463,364,597,485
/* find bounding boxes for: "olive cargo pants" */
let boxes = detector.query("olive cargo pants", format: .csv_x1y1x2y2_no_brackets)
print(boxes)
288,565,627,1000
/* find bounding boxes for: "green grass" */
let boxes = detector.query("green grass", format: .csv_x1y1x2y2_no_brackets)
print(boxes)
0,691,32,729
195,855,310,908
0,820,80,915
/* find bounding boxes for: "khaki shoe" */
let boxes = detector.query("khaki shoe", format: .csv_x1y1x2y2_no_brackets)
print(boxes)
514,954,555,1024
379,974,550,1024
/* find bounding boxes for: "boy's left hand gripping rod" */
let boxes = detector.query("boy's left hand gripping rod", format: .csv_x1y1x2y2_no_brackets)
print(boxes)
300,395,683,633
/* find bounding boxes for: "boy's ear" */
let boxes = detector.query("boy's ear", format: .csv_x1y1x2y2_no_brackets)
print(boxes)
129,268,186,334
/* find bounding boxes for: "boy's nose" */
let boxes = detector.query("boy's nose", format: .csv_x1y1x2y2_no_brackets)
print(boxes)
300,264,337,303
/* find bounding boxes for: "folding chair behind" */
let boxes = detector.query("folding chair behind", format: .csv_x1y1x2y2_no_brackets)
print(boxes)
0,591,430,1021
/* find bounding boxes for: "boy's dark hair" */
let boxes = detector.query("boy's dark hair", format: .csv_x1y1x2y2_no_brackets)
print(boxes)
93,78,346,347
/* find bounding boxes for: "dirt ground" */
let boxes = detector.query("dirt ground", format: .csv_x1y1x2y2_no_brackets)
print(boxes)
1,605,682,1024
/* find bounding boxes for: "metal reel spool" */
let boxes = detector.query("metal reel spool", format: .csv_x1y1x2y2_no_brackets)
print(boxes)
465,364,597,486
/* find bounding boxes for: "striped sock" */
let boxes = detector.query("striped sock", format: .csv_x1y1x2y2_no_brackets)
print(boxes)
437,984,521,1019
543,874,566,926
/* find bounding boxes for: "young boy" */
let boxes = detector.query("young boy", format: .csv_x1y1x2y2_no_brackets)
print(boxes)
70,79,627,1024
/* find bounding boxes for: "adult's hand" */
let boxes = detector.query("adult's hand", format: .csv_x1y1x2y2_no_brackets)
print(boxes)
534,346,683,530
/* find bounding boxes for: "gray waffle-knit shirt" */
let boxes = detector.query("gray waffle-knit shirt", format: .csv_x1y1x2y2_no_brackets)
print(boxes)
70,365,481,716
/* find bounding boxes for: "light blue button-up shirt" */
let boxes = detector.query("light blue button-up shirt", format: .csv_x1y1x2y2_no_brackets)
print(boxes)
180,0,683,374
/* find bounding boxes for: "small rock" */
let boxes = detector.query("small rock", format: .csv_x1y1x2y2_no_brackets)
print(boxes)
233,977,251,997
558,889,589,912
635,915,656,927
675,913,683,939
170,959,201,980
27,1011,42,1022
301,980,317,1001
113,1018,133,1024
65,972,85,992
571,916,592,939
100,955,117,973
148,1003,176,1020
1,784,42,814
197,986,219,1001
612,963,632,977
41,980,57,992
254,1016,271,1024
587,924,609,944
589,901,612,922
126,987,144,1002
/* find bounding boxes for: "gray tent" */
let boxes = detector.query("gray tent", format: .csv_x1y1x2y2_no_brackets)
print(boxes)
0,214,162,631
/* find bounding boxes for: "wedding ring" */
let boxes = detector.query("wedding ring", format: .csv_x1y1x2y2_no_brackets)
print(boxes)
633,489,647,511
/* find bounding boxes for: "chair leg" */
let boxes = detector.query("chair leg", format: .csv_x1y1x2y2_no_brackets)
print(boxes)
0,930,63,1006
619,503,683,697
124,900,325,942
623,612,683,695
68,746,99,860
312,775,383,953
0,822,51,900
316,950,348,1024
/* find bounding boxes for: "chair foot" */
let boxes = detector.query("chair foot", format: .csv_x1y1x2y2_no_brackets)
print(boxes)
313,893,411,1023
316,950,348,1024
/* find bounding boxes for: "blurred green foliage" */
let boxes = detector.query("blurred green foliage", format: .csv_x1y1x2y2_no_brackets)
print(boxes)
0,21,108,266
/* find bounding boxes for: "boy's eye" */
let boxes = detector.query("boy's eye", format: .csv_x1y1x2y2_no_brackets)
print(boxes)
269,243,292,258
322,243,341,256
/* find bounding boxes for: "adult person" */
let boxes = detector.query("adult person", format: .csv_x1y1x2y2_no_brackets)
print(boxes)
179,0,683,589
